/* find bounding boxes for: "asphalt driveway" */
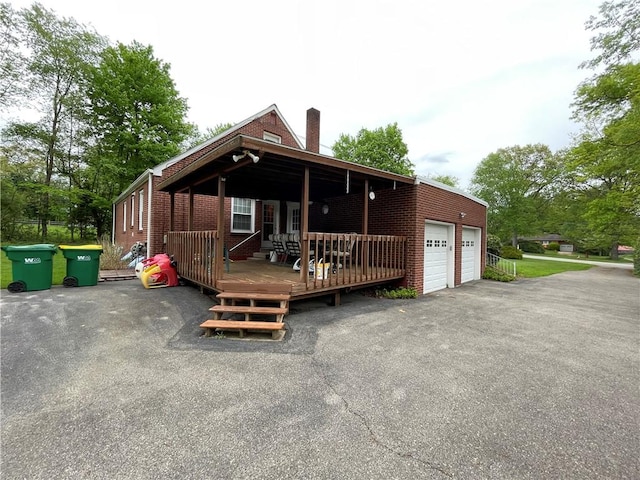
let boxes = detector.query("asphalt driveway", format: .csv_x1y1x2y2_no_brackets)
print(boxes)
1,267,638,479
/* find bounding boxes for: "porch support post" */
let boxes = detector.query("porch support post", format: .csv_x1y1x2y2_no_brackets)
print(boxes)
169,192,175,231
300,167,310,282
188,187,194,230
216,177,226,279
363,179,369,276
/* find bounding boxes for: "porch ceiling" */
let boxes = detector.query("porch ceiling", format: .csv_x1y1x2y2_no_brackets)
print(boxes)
157,135,414,202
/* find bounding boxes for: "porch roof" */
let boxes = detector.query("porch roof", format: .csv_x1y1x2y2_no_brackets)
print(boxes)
156,135,415,202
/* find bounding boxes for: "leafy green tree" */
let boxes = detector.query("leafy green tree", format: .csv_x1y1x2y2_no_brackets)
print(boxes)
427,174,459,188
332,123,414,175
569,0,640,258
2,3,105,239
86,41,192,193
470,144,561,246
0,2,25,109
581,0,639,69
182,122,234,150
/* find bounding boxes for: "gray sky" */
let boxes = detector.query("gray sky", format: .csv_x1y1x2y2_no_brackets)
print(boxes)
9,0,603,188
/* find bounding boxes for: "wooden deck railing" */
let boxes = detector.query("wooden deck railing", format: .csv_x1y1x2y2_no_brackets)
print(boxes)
167,230,218,287
303,233,406,289
166,231,406,293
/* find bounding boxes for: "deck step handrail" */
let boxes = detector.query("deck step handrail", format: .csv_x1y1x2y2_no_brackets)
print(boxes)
486,252,516,277
229,230,261,252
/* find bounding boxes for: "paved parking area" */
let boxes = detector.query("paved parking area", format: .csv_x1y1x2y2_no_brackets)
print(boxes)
1,267,638,479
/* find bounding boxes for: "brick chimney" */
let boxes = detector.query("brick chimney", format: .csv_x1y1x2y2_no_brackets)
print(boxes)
306,108,320,153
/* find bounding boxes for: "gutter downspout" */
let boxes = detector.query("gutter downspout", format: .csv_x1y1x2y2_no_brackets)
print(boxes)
111,203,116,245
146,171,153,258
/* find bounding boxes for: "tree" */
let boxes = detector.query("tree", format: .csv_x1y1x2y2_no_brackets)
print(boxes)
569,0,640,258
427,174,459,188
2,3,106,240
0,2,26,110
581,0,639,70
332,123,414,176
182,122,234,150
86,41,192,193
470,144,561,246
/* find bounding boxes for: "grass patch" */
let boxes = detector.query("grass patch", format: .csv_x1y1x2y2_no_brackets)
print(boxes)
515,258,592,278
525,251,631,263
375,286,418,299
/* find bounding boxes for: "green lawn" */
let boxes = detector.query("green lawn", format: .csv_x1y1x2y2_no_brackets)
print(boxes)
515,258,593,278
524,251,632,263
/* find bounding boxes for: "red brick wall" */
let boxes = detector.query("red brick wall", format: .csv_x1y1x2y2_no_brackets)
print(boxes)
412,184,486,291
326,183,486,293
113,180,151,256
162,111,300,180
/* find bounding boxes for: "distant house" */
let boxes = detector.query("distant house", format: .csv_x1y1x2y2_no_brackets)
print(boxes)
113,104,488,304
519,234,574,252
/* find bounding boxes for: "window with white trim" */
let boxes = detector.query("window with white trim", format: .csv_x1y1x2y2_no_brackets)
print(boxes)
286,202,300,233
130,193,135,227
138,190,144,230
263,132,281,144
231,198,255,233
123,202,127,232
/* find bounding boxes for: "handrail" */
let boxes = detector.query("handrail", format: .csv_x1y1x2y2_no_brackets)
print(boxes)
229,230,261,252
486,252,516,277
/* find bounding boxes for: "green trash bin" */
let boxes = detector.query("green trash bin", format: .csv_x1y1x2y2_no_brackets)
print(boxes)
58,245,103,287
1,244,57,293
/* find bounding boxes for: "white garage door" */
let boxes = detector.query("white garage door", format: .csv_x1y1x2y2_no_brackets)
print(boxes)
461,228,479,283
424,223,451,293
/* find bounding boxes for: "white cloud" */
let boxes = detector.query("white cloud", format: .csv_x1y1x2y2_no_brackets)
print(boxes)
8,0,603,188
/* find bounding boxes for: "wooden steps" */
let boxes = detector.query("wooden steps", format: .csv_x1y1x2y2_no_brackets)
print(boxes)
200,289,291,339
200,319,285,339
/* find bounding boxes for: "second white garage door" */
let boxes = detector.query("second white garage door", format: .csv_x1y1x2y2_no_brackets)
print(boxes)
461,227,480,283
424,222,452,293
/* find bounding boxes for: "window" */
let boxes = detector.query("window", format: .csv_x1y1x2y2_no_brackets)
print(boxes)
231,198,255,233
263,132,281,144
138,190,144,230
123,202,127,232
286,202,300,233
425,240,433,247
130,193,135,227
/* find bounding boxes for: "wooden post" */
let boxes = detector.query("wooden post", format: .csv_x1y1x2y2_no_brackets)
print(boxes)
216,177,226,279
300,167,310,282
188,188,194,231
363,179,369,276
169,192,175,231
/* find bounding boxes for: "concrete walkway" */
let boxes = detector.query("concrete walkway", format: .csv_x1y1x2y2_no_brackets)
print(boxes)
522,253,633,269
1,267,638,479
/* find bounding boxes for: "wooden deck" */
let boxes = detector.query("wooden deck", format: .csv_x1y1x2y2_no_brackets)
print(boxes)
216,259,404,299
167,231,407,301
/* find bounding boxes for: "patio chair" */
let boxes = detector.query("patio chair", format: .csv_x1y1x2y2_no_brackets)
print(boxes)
331,233,356,269
269,234,288,263
285,233,301,264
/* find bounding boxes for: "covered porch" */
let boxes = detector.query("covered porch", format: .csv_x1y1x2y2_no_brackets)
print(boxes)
157,133,413,336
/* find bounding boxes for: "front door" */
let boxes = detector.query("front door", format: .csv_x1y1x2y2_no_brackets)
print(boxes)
261,201,279,248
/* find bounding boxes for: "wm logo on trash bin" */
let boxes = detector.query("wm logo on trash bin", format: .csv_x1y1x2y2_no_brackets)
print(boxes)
76,255,91,261
24,257,42,264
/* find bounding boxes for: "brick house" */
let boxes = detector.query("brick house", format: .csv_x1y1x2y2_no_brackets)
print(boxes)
114,105,487,300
